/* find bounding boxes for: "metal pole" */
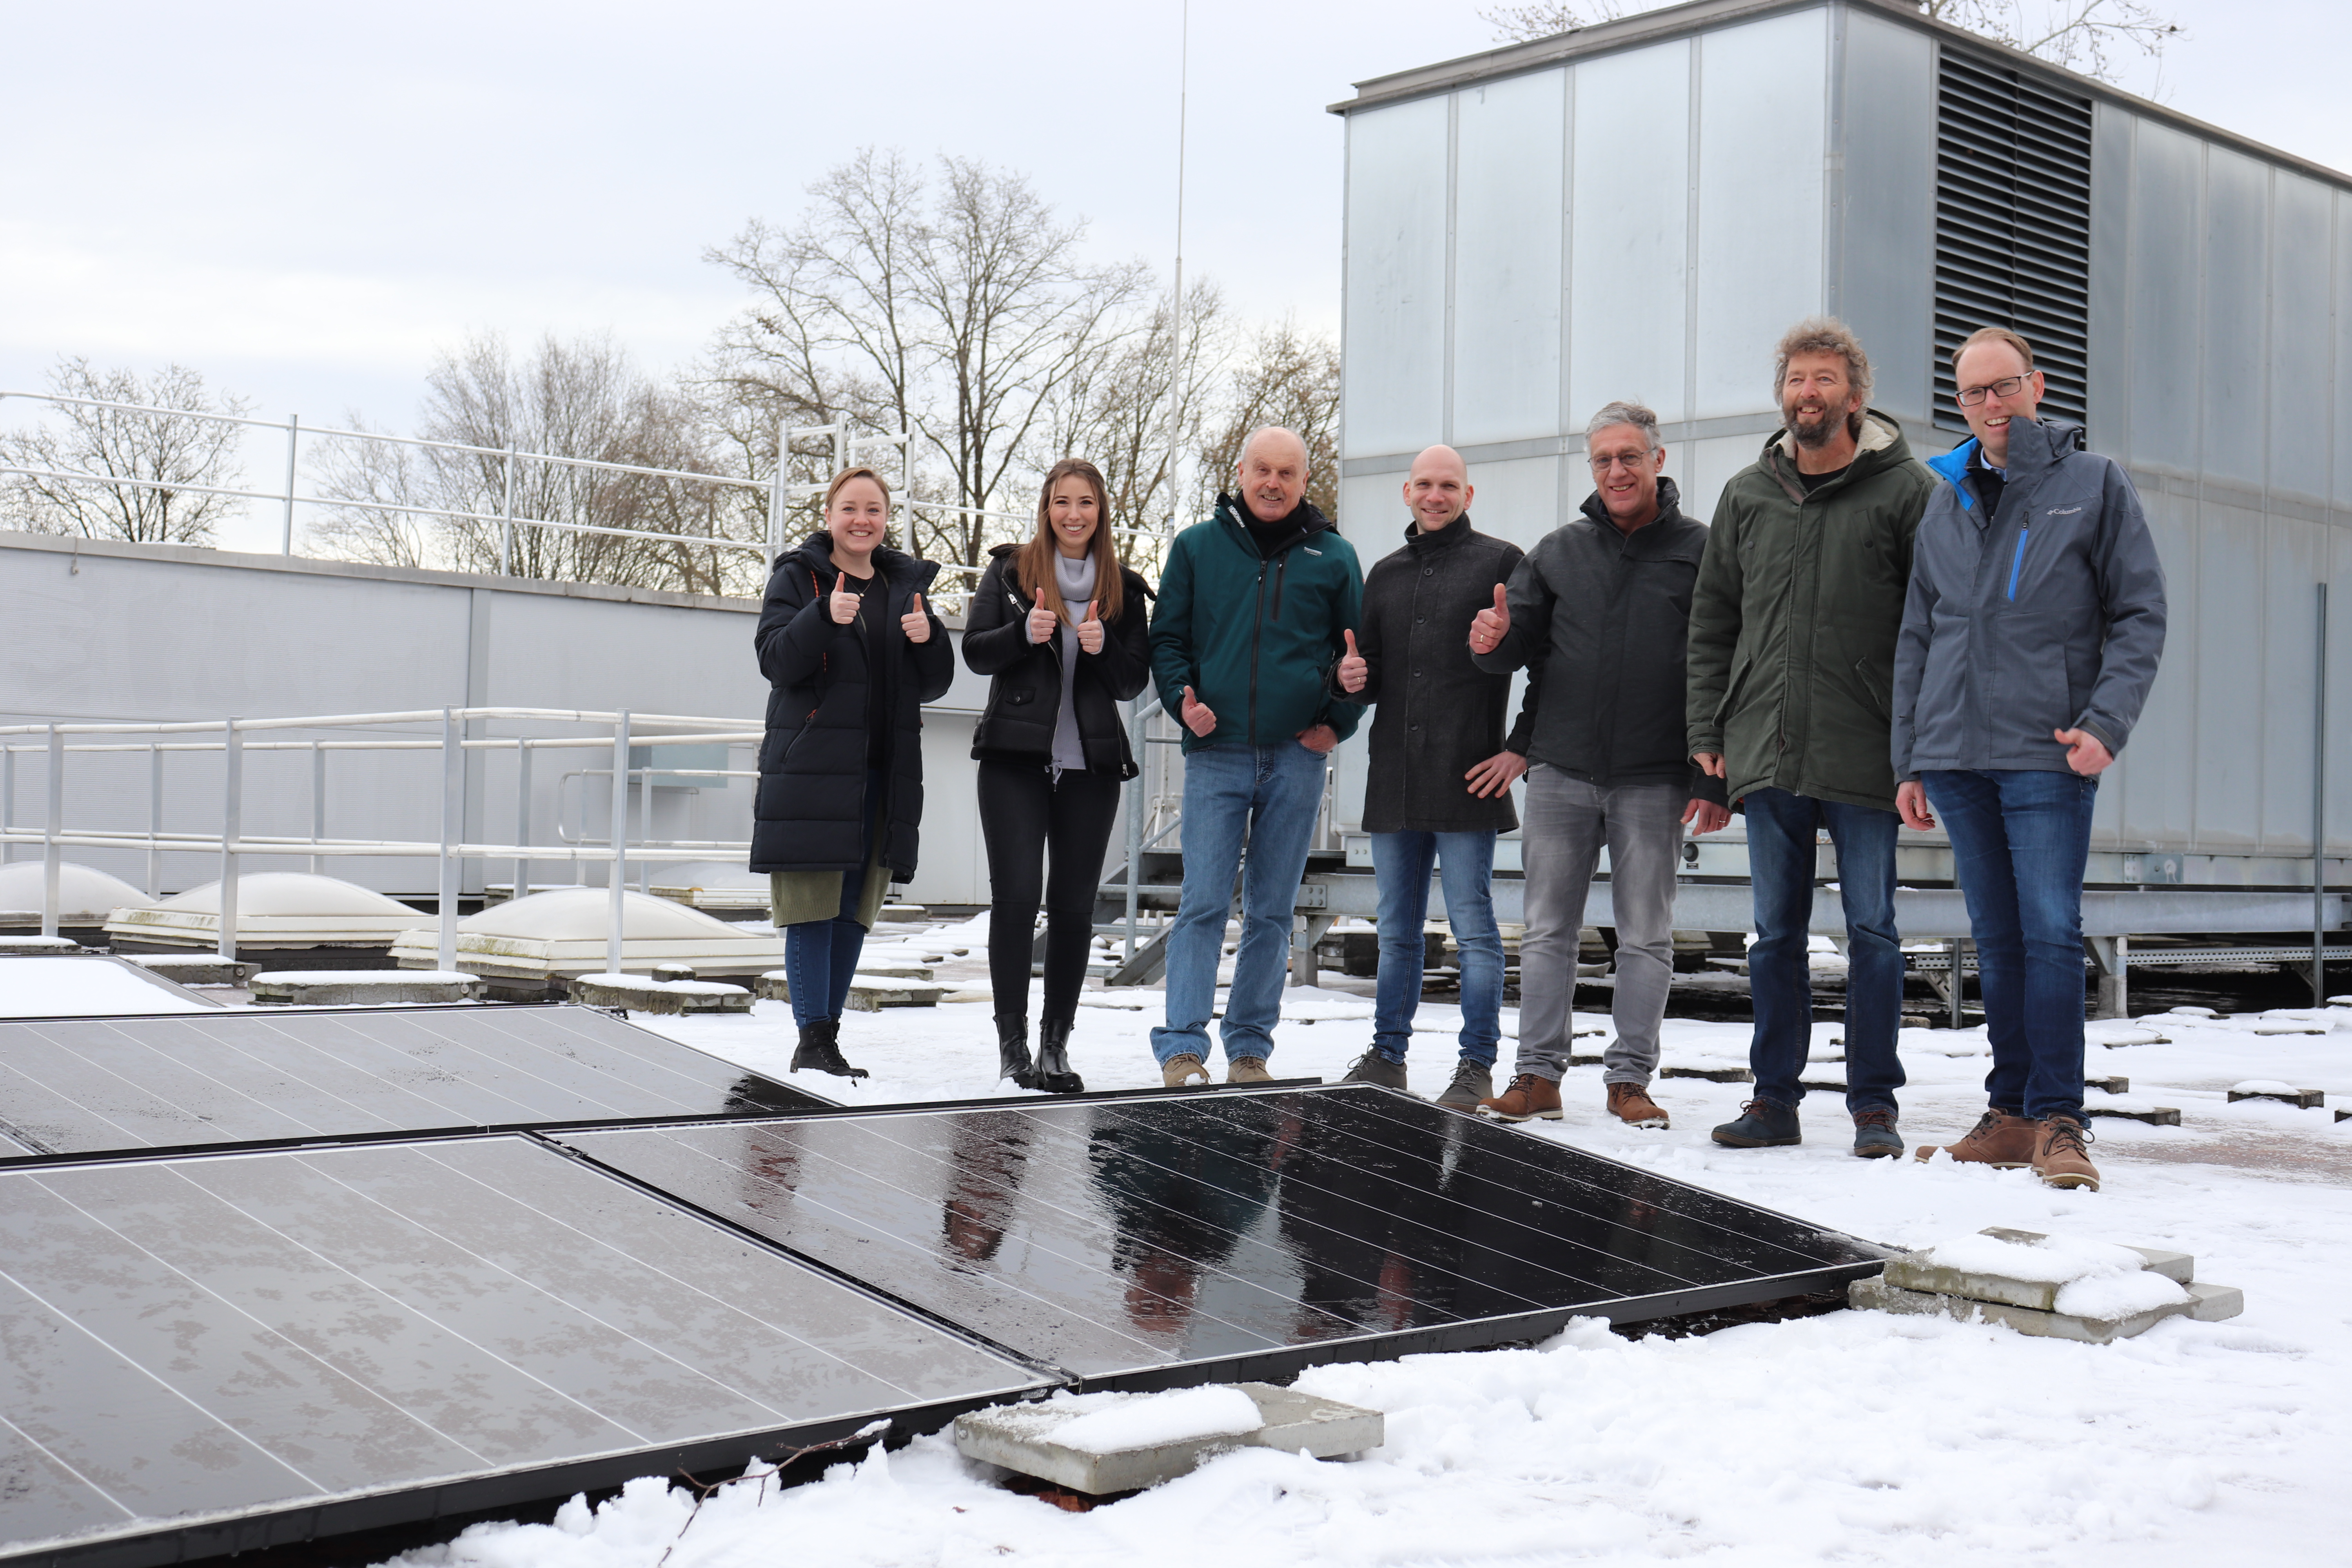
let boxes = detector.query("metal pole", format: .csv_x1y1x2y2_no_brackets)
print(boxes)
607,712,631,976
280,415,300,554
1,744,13,865
514,740,534,904
219,719,243,963
2316,581,2331,1003
146,744,162,895
765,422,789,573
437,708,463,973
1162,0,1191,535
498,446,517,576
1125,700,1145,963
40,726,62,939
310,742,326,876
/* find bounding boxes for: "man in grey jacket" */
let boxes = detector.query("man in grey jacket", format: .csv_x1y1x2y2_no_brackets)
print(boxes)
1332,444,1535,1111
1466,402,1731,1128
1894,327,2165,1193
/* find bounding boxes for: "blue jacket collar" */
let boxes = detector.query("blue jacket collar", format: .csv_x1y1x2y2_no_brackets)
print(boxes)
1927,439,1982,509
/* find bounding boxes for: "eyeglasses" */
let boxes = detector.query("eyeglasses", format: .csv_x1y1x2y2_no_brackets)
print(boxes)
1589,452,1651,472
1956,375,2032,407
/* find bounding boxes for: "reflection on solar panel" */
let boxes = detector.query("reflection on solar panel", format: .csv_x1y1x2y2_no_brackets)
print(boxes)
0,1004,827,1156
557,1085,1893,1384
0,1136,1047,1568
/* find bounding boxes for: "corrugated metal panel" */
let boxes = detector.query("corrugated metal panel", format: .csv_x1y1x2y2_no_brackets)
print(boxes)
1932,48,2092,429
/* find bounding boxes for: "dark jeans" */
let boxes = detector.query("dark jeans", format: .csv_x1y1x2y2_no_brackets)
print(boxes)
783,768,880,1026
1744,787,1905,1115
1923,768,2098,1120
978,761,1123,1026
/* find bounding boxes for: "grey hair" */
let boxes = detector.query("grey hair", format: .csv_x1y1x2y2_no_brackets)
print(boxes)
1583,400,1663,452
1773,315,1874,404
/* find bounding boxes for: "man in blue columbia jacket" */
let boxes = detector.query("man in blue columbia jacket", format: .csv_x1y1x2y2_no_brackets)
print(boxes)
1892,327,2167,1194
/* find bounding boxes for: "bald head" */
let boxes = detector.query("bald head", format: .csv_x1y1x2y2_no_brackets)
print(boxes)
1236,426,1310,523
1403,444,1472,534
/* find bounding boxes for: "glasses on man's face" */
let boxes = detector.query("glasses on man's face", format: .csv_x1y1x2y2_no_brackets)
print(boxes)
1590,452,1649,472
1956,374,2031,407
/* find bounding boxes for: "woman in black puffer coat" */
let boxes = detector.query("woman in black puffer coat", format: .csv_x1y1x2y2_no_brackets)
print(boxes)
961,458,1151,1092
752,466,952,1079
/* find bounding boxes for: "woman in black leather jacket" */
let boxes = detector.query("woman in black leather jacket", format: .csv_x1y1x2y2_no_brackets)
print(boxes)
960,459,1151,1091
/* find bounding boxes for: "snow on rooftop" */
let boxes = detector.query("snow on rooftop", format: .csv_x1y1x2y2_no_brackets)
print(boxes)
0,955,214,1017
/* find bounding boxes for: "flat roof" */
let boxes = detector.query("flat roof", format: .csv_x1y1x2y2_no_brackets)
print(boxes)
1329,0,2352,196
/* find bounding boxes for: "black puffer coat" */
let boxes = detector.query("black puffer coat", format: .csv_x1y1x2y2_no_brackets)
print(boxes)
750,532,953,878
961,545,1152,777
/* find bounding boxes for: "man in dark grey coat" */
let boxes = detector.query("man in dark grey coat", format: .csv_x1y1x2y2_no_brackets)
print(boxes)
1464,402,1731,1129
1332,443,1535,1111
1895,327,2166,1195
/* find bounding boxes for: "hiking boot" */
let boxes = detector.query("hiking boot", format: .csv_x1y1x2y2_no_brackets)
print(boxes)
1436,1060,1494,1111
1606,1081,1670,1130
1226,1056,1274,1084
1161,1053,1210,1089
2031,1114,2101,1191
995,1015,1039,1091
1914,1107,2037,1168
1340,1051,1409,1091
1851,1108,1903,1158
1478,1073,1563,1122
1710,1098,1800,1148
1035,1018,1085,1095
790,1018,867,1080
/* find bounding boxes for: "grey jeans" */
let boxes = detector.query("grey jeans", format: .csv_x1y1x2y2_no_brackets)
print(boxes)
1516,768,1685,1085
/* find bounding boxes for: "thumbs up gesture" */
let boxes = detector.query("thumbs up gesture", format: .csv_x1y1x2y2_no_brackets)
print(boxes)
1336,628,1368,693
900,592,932,644
1470,583,1510,655
1180,684,1216,738
829,574,860,624
1076,599,1104,655
1025,589,1059,645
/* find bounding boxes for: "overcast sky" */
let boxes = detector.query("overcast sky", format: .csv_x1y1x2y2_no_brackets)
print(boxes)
5,0,2345,554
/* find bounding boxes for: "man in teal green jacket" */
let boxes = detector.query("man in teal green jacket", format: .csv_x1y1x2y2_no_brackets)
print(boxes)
1149,426,1363,1086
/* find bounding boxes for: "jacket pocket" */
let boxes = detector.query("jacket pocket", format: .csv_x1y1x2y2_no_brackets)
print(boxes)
1004,688,1036,706
1852,657,1891,722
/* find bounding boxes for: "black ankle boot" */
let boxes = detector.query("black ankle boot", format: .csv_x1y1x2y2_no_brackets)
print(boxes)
1035,1017,1085,1094
995,1015,1039,1089
790,1018,867,1079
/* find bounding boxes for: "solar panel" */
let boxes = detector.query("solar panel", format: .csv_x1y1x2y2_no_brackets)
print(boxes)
555,1085,1893,1383
0,1004,828,1157
0,1136,1047,1568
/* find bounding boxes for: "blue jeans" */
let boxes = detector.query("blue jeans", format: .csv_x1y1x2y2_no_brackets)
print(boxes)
1923,768,2098,1120
783,769,880,1026
1152,742,1328,1065
1368,830,1502,1067
1744,787,1905,1114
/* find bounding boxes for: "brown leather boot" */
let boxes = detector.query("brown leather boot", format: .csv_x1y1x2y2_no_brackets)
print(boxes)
1914,1107,2039,1168
1478,1073,1564,1122
1606,1081,1670,1129
2031,1114,2101,1191
1226,1056,1273,1083
1162,1053,1209,1088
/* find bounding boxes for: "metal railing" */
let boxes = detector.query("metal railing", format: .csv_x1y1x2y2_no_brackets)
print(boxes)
0,708,757,978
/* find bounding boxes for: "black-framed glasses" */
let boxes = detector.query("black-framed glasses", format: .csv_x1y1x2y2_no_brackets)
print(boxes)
1956,375,2031,407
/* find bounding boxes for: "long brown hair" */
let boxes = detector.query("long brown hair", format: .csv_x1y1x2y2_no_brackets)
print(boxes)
1016,458,1125,624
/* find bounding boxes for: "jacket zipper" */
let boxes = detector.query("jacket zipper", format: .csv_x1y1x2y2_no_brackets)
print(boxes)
1270,550,1289,622
1248,563,1267,744
2007,527,2030,601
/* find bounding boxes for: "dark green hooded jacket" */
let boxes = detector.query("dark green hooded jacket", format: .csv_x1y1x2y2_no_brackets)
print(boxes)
1149,495,1364,752
1685,411,1935,813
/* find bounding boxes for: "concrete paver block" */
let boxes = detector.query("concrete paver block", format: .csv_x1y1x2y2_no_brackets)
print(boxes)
1848,1276,2193,1344
2184,1281,2244,1321
2085,1104,2181,1125
1973,1227,2194,1284
0,936,83,955
567,975,751,1014
2227,1086,2325,1108
955,1383,1382,1495
2084,1074,2130,1095
1662,1064,1754,1083
252,971,484,1005
845,976,947,1010
123,953,258,986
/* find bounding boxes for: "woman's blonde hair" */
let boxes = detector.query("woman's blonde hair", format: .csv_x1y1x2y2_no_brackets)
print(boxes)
1016,458,1125,624
823,465,892,512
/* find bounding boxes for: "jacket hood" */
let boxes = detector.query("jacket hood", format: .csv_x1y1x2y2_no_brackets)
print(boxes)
1576,475,1684,532
1924,418,2087,509
1764,409,1913,483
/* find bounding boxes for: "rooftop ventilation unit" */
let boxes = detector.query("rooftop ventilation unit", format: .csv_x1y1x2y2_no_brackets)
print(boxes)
1931,49,2094,432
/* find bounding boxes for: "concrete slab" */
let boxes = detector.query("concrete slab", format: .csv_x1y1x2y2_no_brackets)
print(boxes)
122,953,261,986
2085,1075,2130,1095
566,975,752,1014
1661,1065,1754,1083
0,936,82,955
1884,1234,2194,1311
955,1383,1383,1495
2228,1086,2325,1108
2185,1282,2244,1322
1977,1229,2194,1284
2085,1104,2181,1125
845,976,947,1011
251,971,485,1006
1847,1276,2193,1344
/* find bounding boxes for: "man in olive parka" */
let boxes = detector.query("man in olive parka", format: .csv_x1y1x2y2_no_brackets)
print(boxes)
1686,318,1935,1158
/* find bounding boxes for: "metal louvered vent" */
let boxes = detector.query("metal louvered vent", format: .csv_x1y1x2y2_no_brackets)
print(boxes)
1932,51,2093,432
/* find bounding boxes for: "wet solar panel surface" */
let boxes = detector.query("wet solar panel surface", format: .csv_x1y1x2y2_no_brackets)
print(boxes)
0,1136,1045,1565
556,1085,1891,1378
0,1004,824,1155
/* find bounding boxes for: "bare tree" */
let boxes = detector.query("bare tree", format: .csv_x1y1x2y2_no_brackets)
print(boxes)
1480,2,1630,42
1192,321,1343,526
1918,1,2180,82
0,358,252,543
705,148,1155,570
312,333,756,596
